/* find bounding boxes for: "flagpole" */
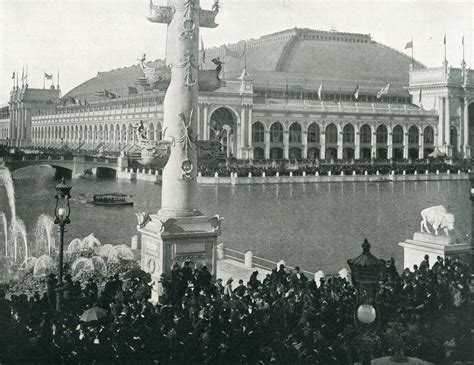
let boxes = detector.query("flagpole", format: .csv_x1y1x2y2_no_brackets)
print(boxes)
43,70,45,89
444,33,447,64
244,41,247,69
411,36,414,70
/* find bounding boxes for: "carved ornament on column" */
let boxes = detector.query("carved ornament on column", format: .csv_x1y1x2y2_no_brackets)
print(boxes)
174,110,197,180
174,51,198,88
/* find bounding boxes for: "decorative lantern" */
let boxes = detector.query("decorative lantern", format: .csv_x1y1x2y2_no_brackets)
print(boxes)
347,239,384,325
54,178,71,225
357,304,377,324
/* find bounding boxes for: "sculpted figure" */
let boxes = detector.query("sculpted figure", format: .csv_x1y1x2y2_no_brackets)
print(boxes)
420,205,455,236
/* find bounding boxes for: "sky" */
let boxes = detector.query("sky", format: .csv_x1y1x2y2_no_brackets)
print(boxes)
0,0,472,103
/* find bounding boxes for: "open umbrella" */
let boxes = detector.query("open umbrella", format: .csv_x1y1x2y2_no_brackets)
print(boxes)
123,268,151,281
80,307,108,322
371,356,434,364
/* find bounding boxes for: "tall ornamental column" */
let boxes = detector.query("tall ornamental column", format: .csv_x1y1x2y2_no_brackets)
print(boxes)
139,0,221,301
159,0,200,217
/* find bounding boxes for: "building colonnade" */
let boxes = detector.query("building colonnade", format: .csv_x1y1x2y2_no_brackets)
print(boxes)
250,120,437,160
31,121,163,147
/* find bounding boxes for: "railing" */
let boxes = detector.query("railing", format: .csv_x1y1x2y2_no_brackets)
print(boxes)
222,245,333,278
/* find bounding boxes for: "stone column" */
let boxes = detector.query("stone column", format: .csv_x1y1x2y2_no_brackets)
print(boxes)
419,131,424,159
248,106,253,149
438,97,444,147
240,106,246,147
139,1,221,301
302,130,308,159
283,130,289,159
463,97,470,157
203,103,209,140
354,127,360,160
371,130,376,159
387,129,393,159
445,96,450,148
197,103,201,140
403,130,409,159
320,131,326,160
337,127,343,160
159,0,200,217
264,130,270,159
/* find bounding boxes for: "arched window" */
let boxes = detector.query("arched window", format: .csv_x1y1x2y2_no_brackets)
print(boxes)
360,124,371,144
307,123,320,143
148,122,155,140
270,147,283,159
325,123,338,144
343,124,354,143
289,123,302,143
270,122,283,142
408,126,419,144
252,122,264,143
393,125,403,144
423,126,434,145
253,147,265,160
376,125,388,144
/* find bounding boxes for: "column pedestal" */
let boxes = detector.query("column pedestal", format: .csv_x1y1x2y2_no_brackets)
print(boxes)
138,213,221,301
399,232,471,270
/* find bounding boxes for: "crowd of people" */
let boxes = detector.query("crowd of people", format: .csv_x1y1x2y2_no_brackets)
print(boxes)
198,159,471,177
0,255,472,364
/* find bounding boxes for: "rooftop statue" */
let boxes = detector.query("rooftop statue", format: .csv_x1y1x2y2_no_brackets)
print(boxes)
420,205,455,236
139,54,163,86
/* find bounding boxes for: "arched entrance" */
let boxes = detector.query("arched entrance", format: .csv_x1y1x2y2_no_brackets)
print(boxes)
209,108,236,158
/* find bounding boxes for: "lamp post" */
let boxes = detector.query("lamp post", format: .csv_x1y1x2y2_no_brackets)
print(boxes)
347,239,384,365
54,178,71,311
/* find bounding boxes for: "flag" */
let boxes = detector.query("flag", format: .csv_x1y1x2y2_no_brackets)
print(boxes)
443,34,446,45
317,83,323,100
201,36,206,64
11,72,15,80
462,35,464,46
128,86,138,95
285,81,289,101
224,45,245,59
419,87,422,104
353,85,359,100
94,90,105,98
405,40,413,49
44,72,53,80
376,84,390,99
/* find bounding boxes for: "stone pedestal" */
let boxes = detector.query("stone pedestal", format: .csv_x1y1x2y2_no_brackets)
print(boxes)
399,232,471,269
138,212,221,301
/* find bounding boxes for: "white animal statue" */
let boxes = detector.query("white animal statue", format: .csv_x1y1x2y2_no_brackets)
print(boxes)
420,205,455,236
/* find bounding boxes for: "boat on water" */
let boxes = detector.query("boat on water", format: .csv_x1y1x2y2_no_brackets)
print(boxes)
88,193,133,206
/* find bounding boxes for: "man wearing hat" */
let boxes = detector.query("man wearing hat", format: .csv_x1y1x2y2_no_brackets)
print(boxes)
224,278,234,299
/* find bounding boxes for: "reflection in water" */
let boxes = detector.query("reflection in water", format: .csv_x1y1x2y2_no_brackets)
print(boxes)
1,165,470,274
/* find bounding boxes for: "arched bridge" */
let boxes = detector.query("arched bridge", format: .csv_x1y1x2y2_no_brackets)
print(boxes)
0,155,121,178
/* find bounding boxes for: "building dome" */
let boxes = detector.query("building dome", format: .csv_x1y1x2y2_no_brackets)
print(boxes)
63,28,424,102
205,28,424,96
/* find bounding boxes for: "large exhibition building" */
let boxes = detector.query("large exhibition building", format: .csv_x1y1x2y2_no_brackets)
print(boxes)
1,27,473,160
